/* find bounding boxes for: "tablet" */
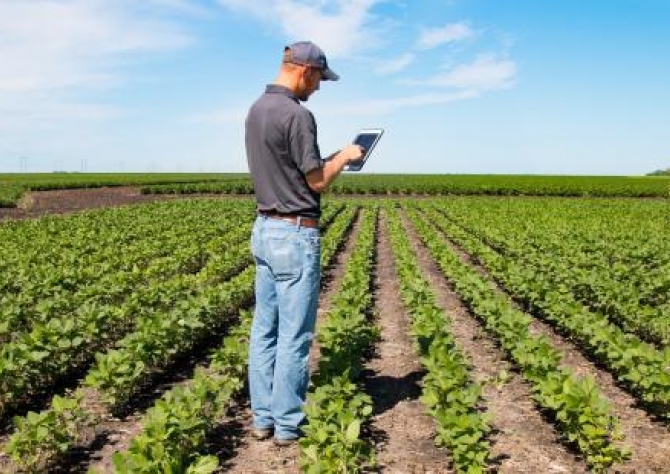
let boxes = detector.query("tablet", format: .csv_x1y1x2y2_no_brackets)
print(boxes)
345,128,384,171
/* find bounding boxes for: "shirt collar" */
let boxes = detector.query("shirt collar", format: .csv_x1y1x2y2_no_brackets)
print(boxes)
265,84,299,103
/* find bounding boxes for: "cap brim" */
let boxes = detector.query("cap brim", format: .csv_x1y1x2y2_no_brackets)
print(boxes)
322,67,339,81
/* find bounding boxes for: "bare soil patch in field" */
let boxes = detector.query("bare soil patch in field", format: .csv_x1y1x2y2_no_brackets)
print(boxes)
0,187,166,220
0,186,242,221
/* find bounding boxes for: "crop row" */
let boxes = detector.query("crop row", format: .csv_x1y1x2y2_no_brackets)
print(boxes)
407,205,629,472
0,199,252,275
299,206,379,473
0,184,23,207
0,221,253,419
109,204,360,473
0,200,345,415
85,203,352,410
0,218,251,344
2,202,360,472
468,227,670,347
432,197,670,346
0,201,232,296
0,201,255,340
3,254,253,470
110,309,253,473
3,174,670,209
140,175,670,198
385,206,491,472
423,203,670,418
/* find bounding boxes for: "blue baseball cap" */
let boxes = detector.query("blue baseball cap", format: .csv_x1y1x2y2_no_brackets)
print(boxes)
284,41,339,81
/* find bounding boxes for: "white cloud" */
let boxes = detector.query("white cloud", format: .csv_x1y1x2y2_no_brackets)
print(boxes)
417,22,475,50
193,88,480,123
321,89,480,116
374,53,416,75
372,22,477,77
0,0,208,172
0,1,194,92
217,0,385,57
142,0,213,17
431,54,516,90
403,54,517,92
0,0,195,129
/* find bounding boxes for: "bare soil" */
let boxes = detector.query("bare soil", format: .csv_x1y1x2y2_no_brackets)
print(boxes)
424,212,670,473
0,186,244,221
362,211,451,473
0,187,165,220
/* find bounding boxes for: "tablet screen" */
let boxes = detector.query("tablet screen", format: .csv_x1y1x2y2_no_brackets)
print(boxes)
347,129,384,171
355,133,380,152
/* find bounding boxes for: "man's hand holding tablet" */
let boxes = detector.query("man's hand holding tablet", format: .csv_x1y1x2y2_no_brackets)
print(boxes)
345,128,384,171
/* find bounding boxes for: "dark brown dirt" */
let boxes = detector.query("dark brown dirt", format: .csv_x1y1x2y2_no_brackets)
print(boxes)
67,413,144,474
426,212,670,473
214,210,364,474
0,186,251,222
71,382,187,473
400,210,587,474
362,211,451,473
0,187,171,220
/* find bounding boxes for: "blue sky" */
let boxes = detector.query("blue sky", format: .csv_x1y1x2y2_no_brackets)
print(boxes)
1,0,669,175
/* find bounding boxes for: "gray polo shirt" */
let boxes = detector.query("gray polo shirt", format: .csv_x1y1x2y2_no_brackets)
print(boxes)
245,85,323,219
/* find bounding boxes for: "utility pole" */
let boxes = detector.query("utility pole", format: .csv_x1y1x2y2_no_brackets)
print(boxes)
19,156,27,173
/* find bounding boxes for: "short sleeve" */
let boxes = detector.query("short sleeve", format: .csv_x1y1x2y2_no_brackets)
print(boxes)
288,108,323,175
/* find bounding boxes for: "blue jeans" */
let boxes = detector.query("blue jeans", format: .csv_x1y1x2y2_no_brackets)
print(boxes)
248,215,321,440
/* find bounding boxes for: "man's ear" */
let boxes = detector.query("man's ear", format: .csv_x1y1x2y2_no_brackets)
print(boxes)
300,65,310,79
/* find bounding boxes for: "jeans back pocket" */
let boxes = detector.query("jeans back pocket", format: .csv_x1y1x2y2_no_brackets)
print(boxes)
267,234,302,281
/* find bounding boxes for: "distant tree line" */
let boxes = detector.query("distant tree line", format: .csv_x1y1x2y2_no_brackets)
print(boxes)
647,168,670,176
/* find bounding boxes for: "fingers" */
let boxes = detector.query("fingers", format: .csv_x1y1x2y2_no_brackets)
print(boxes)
341,144,365,163
353,144,365,159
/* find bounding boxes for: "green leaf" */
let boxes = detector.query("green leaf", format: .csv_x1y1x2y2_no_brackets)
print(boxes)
346,420,361,442
186,456,219,474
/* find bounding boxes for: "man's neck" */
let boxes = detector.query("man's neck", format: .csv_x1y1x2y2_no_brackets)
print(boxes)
273,72,299,94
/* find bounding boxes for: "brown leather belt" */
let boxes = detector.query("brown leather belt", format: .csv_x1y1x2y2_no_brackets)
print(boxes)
259,211,319,228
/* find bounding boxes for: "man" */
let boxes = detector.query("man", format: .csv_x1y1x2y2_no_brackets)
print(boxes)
245,41,364,445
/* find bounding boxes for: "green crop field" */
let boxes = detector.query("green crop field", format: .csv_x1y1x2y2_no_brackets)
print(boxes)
3,173,670,208
1,190,669,472
142,173,670,198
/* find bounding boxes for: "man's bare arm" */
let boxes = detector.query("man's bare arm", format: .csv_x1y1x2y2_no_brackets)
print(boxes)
306,145,364,193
